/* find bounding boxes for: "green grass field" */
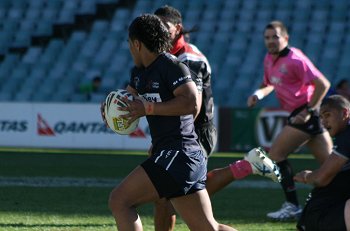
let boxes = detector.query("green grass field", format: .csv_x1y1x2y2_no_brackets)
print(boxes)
0,148,318,231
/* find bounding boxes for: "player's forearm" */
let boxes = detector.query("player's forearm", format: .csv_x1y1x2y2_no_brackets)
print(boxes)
299,154,345,187
254,85,274,99
145,94,197,116
309,76,330,109
142,82,199,117
295,170,324,187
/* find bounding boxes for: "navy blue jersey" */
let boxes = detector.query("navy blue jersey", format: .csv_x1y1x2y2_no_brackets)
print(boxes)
129,53,200,154
297,123,350,231
333,123,350,171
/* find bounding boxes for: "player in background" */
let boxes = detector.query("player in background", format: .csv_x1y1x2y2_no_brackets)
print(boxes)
154,5,215,159
108,13,237,231
247,20,333,220
152,5,216,230
151,6,281,231
294,95,350,231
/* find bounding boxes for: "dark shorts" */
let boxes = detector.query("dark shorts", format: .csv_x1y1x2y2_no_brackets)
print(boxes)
195,121,217,158
141,149,207,199
297,170,350,231
287,104,325,135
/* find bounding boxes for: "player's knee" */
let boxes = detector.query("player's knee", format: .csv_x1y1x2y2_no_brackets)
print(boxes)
268,147,289,162
267,151,280,162
108,189,125,215
108,190,117,213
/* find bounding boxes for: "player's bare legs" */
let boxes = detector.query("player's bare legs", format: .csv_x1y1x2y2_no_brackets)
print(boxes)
153,172,235,231
345,199,350,231
267,125,331,220
154,148,281,230
109,165,236,231
268,126,311,162
267,126,310,220
109,166,159,231
207,147,281,195
206,166,236,195
153,162,248,231
154,198,176,231
305,131,332,164
154,173,228,230
171,189,237,231
153,147,281,231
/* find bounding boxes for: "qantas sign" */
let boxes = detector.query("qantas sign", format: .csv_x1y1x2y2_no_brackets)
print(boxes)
37,113,146,137
0,120,27,132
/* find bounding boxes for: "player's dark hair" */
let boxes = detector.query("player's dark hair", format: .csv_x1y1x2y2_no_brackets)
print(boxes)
321,95,350,111
265,20,289,37
154,5,198,36
154,5,182,25
128,14,171,53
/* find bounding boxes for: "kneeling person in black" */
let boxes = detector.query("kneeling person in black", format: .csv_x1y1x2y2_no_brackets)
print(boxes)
294,95,350,231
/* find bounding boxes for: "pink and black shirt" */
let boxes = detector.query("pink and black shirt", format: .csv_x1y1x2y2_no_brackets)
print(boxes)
263,47,323,112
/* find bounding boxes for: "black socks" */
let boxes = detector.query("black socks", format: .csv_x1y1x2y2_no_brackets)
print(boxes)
277,159,299,206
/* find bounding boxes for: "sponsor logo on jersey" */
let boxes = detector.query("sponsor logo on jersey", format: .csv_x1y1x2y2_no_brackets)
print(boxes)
279,64,288,74
152,81,159,89
270,76,281,85
140,93,162,103
172,75,191,86
146,80,160,90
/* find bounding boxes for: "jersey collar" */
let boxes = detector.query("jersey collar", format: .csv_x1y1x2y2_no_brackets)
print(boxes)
279,46,290,57
170,35,186,55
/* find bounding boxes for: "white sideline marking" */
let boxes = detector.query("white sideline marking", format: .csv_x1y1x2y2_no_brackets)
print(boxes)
0,176,312,189
0,177,119,187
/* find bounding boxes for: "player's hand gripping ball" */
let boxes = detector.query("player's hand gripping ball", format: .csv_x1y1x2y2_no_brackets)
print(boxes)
104,90,139,135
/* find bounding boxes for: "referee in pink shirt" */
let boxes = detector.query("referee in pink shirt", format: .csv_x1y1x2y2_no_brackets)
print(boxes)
247,20,333,221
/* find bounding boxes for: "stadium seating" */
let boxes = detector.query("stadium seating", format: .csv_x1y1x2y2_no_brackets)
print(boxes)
0,0,349,107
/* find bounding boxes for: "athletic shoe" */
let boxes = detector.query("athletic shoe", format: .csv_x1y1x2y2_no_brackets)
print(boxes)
267,201,302,220
244,147,281,182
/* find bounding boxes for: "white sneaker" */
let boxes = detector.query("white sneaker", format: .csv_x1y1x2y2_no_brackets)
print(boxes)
267,202,302,220
244,147,281,182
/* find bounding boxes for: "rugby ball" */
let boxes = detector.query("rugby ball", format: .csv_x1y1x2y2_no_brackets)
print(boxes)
104,90,139,135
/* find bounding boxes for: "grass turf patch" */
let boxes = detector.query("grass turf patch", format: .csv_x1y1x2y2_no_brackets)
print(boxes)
0,150,317,230
0,186,309,231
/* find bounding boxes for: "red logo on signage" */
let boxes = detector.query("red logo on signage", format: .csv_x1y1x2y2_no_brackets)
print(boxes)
129,127,146,138
37,114,55,136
